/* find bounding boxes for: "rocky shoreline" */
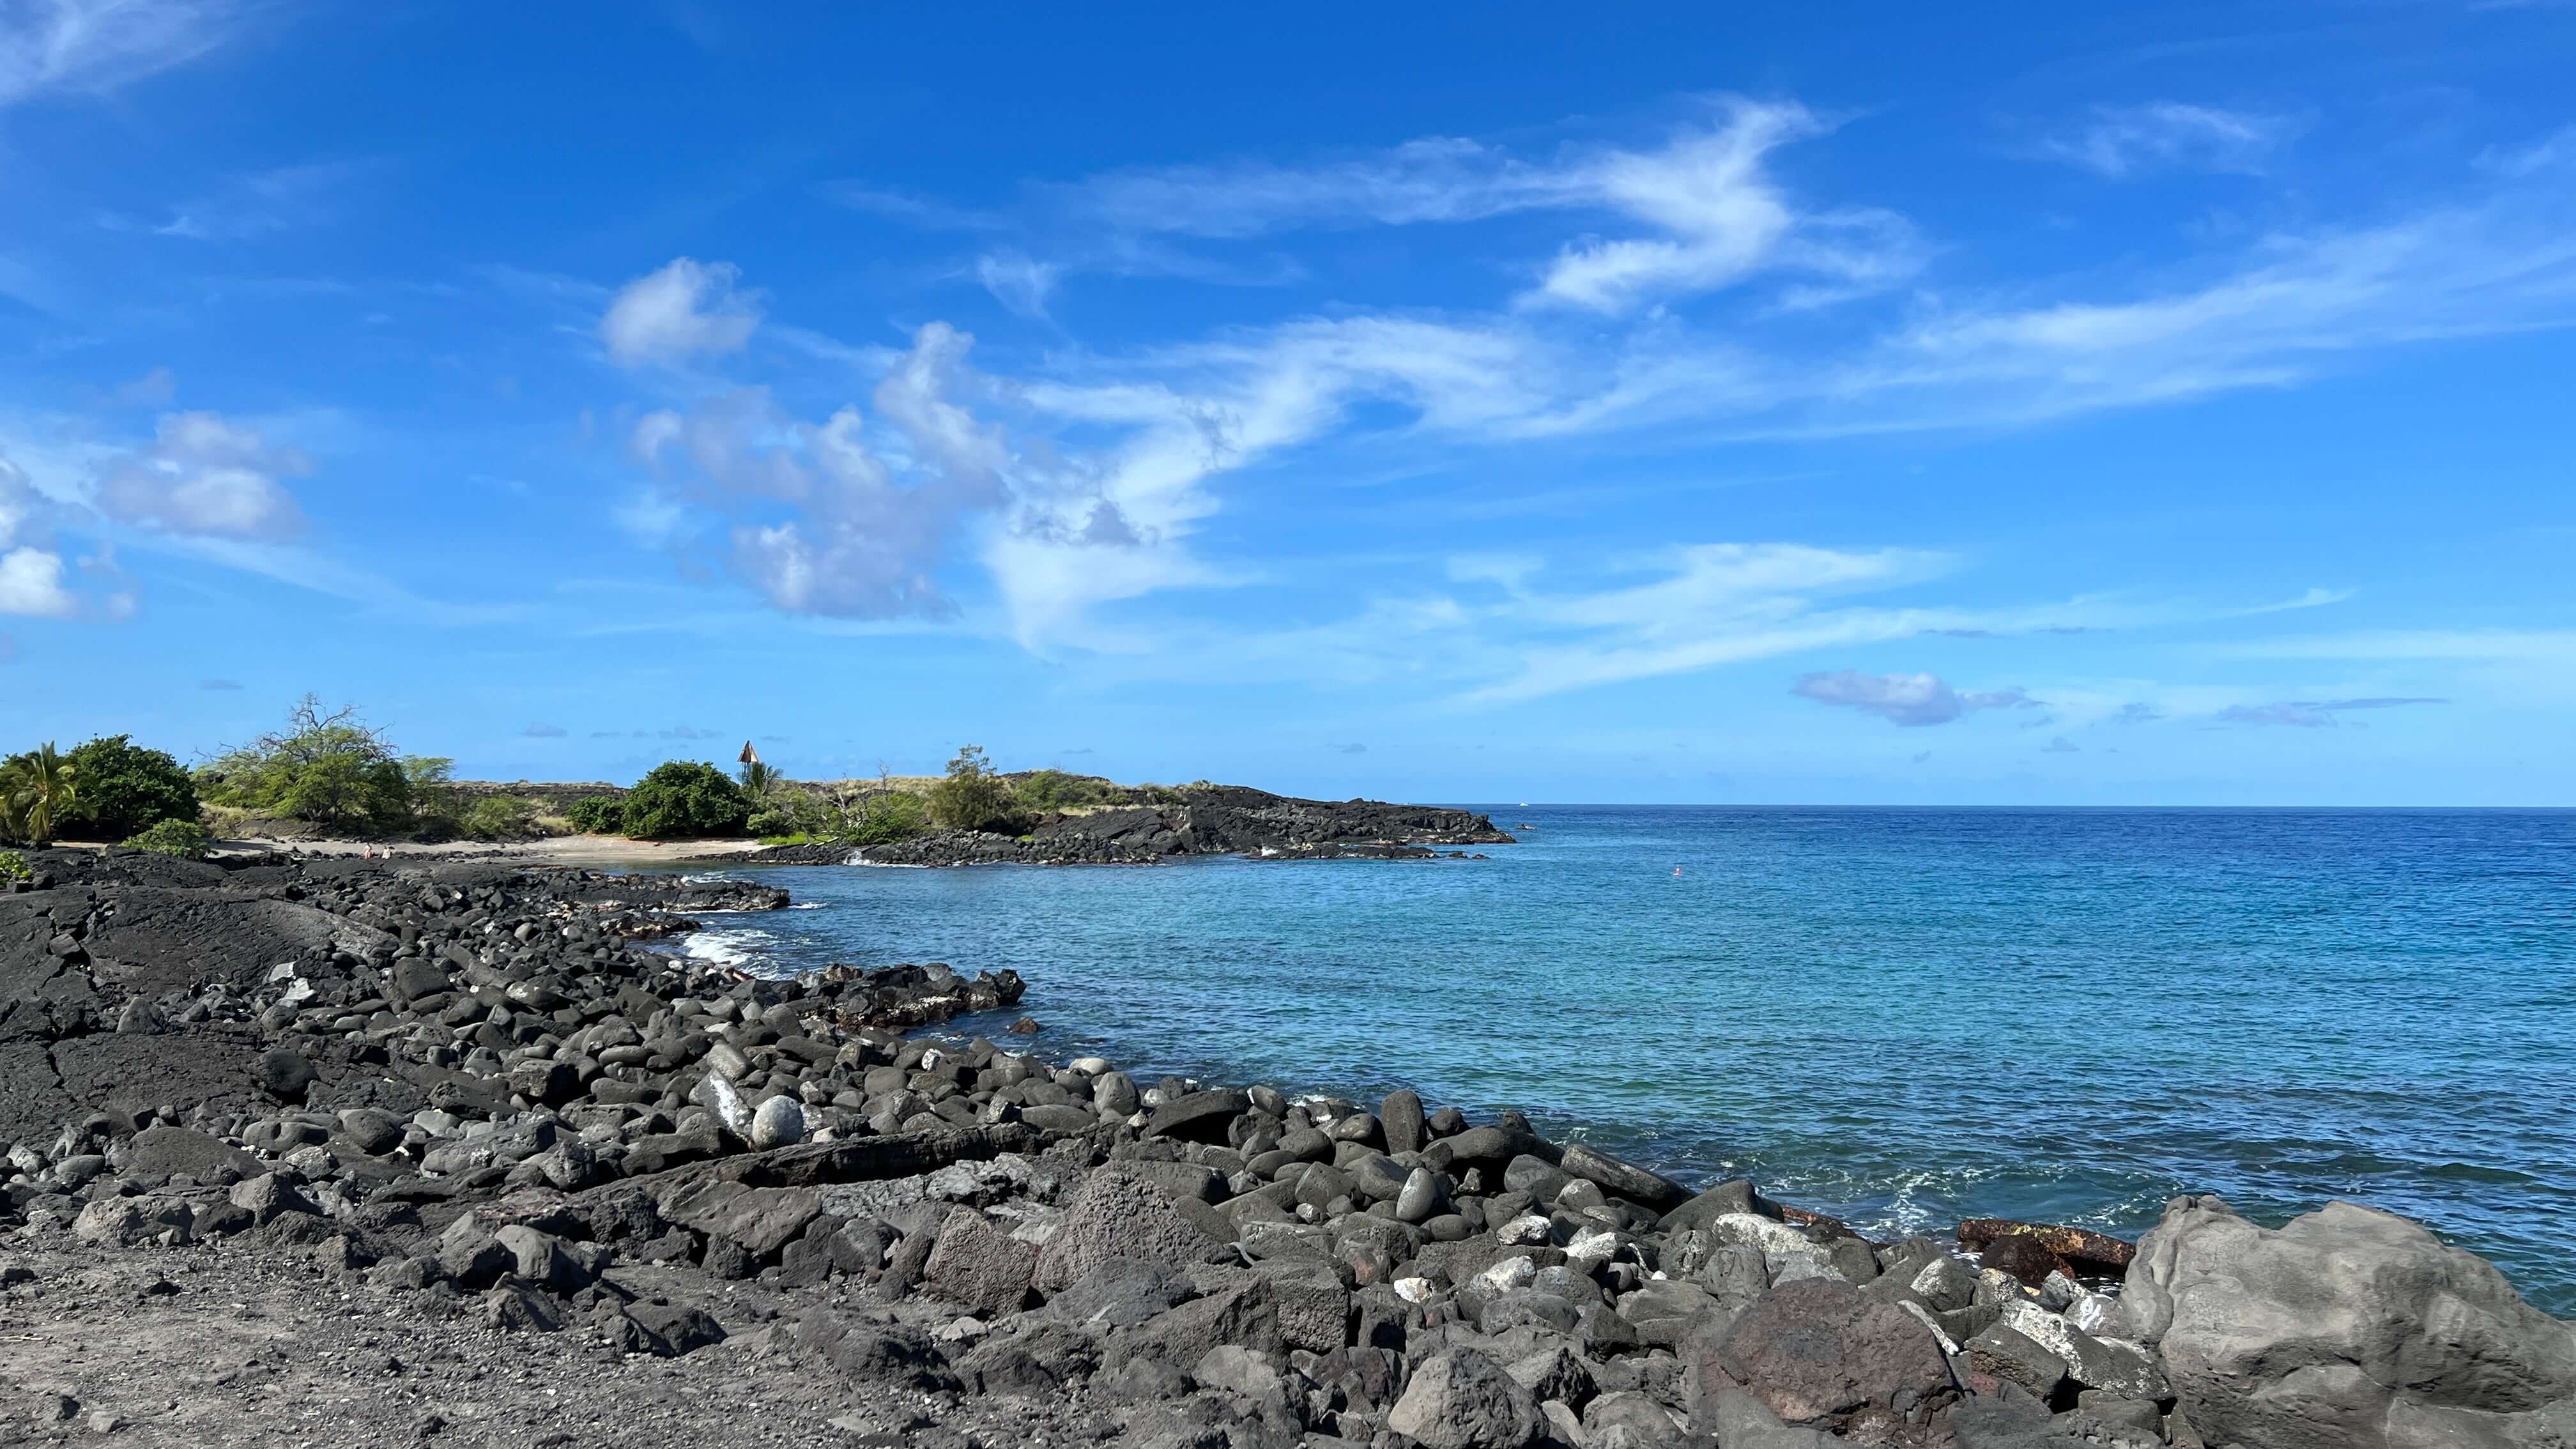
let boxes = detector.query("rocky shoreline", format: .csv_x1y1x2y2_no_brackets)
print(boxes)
749,786,1514,867
3,850,2571,1448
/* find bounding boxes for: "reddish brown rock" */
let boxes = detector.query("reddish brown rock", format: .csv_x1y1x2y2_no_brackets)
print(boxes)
1690,1276,1956,1432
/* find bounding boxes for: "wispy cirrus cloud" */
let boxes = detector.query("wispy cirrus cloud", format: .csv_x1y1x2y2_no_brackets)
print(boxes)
836,98,1923,315
117,160,365,241
2038,102,2297,178
0,0,242,107
2216,696,2447,728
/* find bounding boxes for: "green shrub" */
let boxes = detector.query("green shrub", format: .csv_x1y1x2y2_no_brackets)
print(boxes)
745,784,829,841
619,762,751,839
457,795,541,841
565,795,625,834
0,850,28,883
841,788,930,845
61,735,197,841
197,696,422,833
927,746,1025,834
1013,769,1124,813
123,818,212,859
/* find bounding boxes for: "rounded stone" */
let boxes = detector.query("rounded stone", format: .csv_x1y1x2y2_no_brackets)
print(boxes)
1397,1166,1449,1223
750,1094,806,1150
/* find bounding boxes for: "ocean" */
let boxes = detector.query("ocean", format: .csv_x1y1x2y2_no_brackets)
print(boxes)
667,806,2576,1313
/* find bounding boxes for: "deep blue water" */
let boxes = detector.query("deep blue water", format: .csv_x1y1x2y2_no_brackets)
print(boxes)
664,807,2576,1314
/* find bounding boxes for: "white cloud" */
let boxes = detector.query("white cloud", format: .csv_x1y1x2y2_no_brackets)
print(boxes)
1524,103,1910,312
95,410,309,539
976,251,1060,319
611,487,686,546
0,0,238,106
1791,670,2034,726
0,546,75,616
608,116,2576,666
1031,98,1918,314
600,257,763,367
633,325,1036,619
2041,103,2296,178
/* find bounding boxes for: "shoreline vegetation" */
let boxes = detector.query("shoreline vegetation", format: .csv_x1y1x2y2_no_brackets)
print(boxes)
4,696,1505,874
1,850,2565,1448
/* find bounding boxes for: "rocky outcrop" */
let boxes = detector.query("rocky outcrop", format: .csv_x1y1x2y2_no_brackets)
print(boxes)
2117,1194,2576,1448
763,785,1512,867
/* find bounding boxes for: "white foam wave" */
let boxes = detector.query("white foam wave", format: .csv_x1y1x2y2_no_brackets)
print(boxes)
679,928,775,969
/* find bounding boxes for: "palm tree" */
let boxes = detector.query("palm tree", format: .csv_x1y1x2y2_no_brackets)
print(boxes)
0,744,77,847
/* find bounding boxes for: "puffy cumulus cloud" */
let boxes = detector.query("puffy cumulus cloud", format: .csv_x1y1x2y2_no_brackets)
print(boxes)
2216,696,2446,728
632,321,1200,633
1791,670,2034,727
95,411,309,539
0,546,76,617
0,451,74,617
601,257,763,367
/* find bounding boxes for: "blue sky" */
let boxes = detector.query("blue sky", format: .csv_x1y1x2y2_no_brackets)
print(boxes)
2,2,2572,804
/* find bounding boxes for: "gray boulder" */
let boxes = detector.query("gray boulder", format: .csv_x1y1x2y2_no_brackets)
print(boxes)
1558,1142,1690,1213
123,1125,259,1182
921,1208,1036,1318
1049,1257,1191,1328
1142,1087,1246,1143
1115,1273,1284,1367
1694,1386,1832,1448
1382,1088,1426,1156
1032,1167,1228,1294
1388,1348,1545,1449
2117,1195,2576,1449
1659,1177,1758,1236
1583,1391,1691,1449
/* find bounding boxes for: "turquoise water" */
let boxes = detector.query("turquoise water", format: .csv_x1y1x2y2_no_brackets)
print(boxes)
672,807,2576,1313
